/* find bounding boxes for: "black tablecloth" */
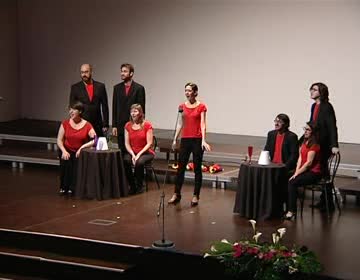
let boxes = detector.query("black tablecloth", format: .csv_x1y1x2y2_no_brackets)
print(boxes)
233,162,287,220
75,148,128,200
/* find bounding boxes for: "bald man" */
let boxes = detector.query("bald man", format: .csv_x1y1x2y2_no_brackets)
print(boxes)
69,64,109,137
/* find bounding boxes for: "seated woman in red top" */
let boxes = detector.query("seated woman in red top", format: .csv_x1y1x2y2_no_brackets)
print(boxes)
57,101,96,195
124,104,154,195
168,82,211,207
284,122,322,219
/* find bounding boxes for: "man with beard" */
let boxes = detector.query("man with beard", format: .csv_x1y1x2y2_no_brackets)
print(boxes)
264,113,299,213
69,64,109,137
112,63,146,152
264,113,299,172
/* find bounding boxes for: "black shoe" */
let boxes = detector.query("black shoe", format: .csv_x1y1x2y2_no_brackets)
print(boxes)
67,190,74,196
136,187,144,194
283,211,296,220
190,196,199,207
59,189,66,195
128,188,137,195
168,194,181,204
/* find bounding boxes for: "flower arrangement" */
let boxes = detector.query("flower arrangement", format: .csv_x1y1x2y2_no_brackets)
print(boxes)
204,220,322,280
170,162,223,173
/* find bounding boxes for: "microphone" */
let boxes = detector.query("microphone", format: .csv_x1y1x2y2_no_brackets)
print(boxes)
172,107,183,151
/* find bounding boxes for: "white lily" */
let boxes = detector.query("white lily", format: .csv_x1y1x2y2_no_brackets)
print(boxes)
249,219,257,233
221,239,231,244
277,228,286,238
288,266,298,274
210,245,217,252
272,233,277,244
204,253,211,258
253,232,262,243
275,235,280,244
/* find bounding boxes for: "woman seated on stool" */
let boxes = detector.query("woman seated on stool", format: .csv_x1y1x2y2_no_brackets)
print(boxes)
124,104,154,195
284,122,322,219
57,101,96,195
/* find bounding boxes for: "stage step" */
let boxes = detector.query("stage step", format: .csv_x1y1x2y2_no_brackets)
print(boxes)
0,139,240,187
1,129,359,178
0,251,130,280
0,228,223,279
0,140,58,167
0,228,140,279
152,158,239,189
336,179,360,205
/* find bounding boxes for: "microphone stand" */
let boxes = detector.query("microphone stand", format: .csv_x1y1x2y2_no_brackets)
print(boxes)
152,108,182,248
153,191,174,248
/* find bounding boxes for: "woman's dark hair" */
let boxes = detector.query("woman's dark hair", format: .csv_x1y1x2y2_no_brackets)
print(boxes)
185,82,198,94
69,101,84,117
304,121,319,147
276,113,290,130
310,82,329,102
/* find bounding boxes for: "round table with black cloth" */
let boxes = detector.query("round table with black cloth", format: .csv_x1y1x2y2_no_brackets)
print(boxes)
233,162,287,220
75,148,128,200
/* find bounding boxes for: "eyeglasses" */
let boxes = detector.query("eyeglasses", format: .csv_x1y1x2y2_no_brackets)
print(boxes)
303,127,311,132
274,119,284,124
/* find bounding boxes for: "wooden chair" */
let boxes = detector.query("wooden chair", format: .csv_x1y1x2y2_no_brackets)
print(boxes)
299,153,341,217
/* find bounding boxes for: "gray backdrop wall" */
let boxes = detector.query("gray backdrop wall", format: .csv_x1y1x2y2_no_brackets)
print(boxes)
1,0,360,143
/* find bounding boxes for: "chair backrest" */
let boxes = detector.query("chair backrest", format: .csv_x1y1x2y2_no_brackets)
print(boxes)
152,135,157,151
144,136,157,167
328,152,341,184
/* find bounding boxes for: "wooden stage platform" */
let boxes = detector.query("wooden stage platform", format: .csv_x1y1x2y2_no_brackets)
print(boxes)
0,163,360,279
1,119,360,279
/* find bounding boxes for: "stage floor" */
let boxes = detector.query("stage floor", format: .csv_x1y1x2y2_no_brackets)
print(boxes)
0,163,359,279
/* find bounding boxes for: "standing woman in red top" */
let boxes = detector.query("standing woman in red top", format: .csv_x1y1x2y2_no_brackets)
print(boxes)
124,104,154,195
168,82,211,206
284,122,322,219
57,101,96,195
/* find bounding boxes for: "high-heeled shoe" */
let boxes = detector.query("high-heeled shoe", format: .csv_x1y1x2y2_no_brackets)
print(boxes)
168,194,181,205
191,196,199,207
283,211,296,220
59,188,65,195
